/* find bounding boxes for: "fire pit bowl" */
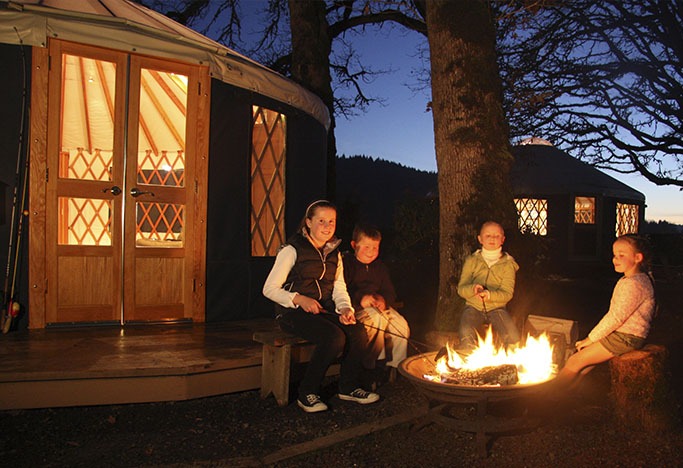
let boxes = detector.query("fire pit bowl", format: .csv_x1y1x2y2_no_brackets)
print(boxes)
399,351,554,457
399,351,552,402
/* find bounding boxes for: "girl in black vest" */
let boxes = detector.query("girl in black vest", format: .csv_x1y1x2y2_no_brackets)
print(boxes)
263,200,379,412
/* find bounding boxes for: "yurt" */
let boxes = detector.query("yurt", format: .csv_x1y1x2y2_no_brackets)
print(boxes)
0,0,330,330
511,138,645,270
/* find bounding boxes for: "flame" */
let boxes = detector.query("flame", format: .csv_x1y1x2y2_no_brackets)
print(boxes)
428,328,557,385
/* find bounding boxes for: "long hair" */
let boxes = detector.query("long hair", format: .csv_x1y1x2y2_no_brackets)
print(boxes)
617,234,658,316
617,234,652,274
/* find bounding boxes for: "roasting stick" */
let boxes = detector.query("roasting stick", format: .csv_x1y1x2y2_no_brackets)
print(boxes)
318,310,434,355
360,313,440,371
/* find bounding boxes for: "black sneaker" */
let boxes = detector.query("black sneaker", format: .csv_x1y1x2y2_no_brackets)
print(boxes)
297,394,328,413
338,388,380,404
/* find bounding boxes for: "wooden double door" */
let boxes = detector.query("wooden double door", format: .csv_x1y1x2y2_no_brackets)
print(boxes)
29,40,209,327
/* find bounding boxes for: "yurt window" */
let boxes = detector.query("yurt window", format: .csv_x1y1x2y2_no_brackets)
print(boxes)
574,197,595,224
251,106,287,256
615,203,639,236
514,198,548,236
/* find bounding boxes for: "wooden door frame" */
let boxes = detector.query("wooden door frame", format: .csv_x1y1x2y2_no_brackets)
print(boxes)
28,40,209,328
124,55,205,322
28,46,49,329
45,41,127,325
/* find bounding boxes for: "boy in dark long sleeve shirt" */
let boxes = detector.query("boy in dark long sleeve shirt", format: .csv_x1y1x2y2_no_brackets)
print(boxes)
343,224,410,370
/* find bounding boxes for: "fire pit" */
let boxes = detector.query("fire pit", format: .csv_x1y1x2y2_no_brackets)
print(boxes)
399,333,557,458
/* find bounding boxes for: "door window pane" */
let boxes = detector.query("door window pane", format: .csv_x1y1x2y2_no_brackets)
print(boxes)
59,55,116,181
58,197,112,246
136,202,184,248
136,69,187,187
574,196,596,224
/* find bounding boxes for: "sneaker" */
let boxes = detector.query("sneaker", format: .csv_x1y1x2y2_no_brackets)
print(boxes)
297,394,328,413
338,388,380,404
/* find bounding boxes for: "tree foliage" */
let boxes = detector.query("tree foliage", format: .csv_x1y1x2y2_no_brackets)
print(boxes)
498,0,683,188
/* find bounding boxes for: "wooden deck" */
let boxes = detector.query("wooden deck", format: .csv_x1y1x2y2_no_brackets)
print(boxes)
0,319,279,410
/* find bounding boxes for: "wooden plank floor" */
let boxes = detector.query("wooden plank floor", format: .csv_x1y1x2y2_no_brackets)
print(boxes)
0,319,278,410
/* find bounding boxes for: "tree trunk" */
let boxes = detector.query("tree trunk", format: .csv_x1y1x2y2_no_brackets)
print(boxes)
425,0,516,330
288,0,338,199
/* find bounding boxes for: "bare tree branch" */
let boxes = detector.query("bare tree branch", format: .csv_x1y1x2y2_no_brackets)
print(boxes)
498,0,683,188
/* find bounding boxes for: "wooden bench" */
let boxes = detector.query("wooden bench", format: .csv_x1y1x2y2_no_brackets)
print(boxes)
252,327,315,407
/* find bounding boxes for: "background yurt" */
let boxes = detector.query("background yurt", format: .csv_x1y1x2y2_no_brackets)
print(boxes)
511,138,645,273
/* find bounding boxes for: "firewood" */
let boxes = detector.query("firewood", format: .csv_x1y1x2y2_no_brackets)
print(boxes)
440,364,519,386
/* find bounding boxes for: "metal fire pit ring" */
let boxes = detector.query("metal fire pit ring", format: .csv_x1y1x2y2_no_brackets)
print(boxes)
399,351,553,458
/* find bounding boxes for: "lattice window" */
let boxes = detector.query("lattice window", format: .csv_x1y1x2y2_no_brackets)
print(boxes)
137,150,185,187
616,203,639,237
58,197,112,246
136,202,184,245
574,197,595,224
251,106,286,256
59,149,113,181
514,198,548,236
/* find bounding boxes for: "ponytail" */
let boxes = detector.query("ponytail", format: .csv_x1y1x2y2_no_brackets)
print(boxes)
619,234,659,317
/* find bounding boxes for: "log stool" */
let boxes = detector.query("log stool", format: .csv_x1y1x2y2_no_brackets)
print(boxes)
609,344,680,431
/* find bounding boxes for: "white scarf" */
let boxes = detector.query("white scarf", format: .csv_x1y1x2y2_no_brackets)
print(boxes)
481,247,502,267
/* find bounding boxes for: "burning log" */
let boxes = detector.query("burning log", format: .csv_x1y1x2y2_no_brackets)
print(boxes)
440,364,519,386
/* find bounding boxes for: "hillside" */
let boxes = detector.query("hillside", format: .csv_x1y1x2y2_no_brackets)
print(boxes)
335,155,437,234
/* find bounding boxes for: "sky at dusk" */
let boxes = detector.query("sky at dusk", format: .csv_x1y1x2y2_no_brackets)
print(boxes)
333,31,683,225
231,2,683,225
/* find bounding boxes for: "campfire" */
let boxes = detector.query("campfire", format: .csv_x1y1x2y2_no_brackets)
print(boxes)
399,318,571,458
424,328,558,386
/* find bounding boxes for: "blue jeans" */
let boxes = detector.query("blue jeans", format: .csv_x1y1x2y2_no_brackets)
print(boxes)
458,305,520,350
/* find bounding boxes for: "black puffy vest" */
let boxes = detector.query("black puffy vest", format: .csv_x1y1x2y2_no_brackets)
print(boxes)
284,232,340,306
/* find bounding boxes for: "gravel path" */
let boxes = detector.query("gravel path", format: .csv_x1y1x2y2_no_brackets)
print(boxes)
2,364,681,467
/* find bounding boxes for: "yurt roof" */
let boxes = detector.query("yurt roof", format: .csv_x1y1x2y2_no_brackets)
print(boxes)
511,141,645,202
0,0,330,129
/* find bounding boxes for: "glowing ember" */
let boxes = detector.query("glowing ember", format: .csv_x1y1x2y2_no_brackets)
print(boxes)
425,328,557,385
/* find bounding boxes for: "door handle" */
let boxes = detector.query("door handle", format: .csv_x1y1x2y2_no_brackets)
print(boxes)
130,187,155,197
102,186,122,196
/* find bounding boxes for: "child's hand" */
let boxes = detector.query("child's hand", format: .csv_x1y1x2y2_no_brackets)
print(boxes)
575,338,592,351
360,294,386,311
372,294,387,311
339,308,356,325
473,284,489,300
360,294,375,309
293,295,323,314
